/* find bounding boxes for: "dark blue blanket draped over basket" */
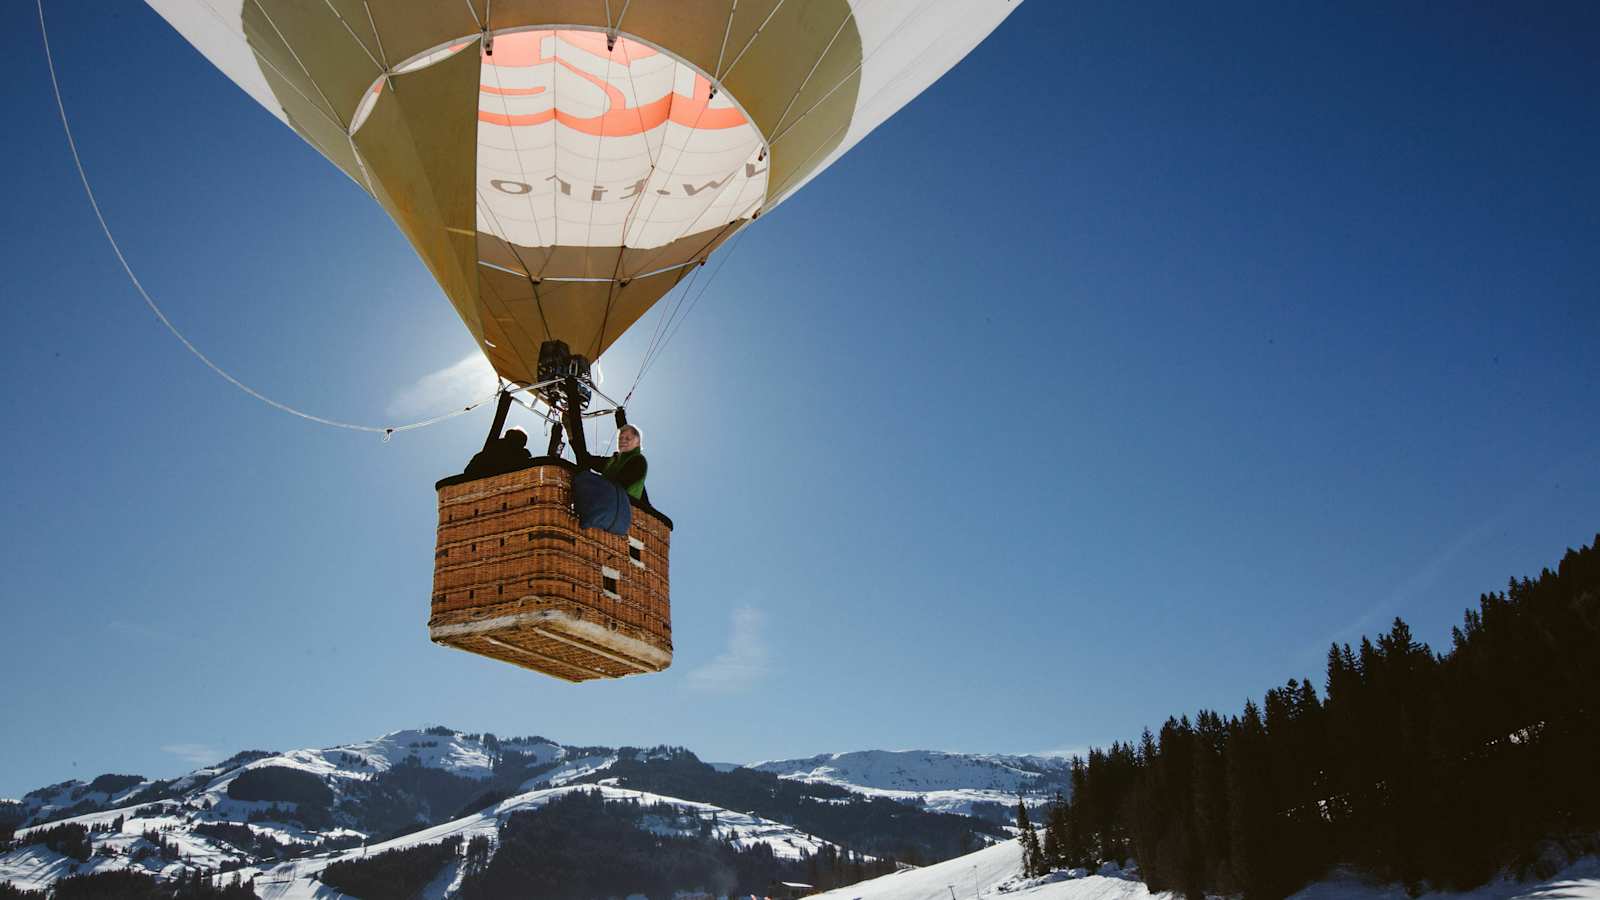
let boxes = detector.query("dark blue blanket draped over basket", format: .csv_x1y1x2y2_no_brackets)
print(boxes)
572,470,633,535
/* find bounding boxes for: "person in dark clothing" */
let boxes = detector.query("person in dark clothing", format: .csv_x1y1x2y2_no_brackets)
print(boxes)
562,379,648,502
463,426,533,478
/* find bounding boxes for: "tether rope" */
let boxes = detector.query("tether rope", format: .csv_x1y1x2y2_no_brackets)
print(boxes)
37,0,497,439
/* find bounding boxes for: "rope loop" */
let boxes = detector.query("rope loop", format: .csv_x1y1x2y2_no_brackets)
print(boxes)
37,0,496,439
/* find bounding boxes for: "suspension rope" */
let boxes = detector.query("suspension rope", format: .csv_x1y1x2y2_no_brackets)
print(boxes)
37,0,497,440
717,0,787,83
643,238,732,374
625,232,723,404
638,226,750,381
583,39,624,360
588,32,672,361
770,9,855,137
634,215,742,367
768,0,944,152
631,256,707,390
625,223,753,403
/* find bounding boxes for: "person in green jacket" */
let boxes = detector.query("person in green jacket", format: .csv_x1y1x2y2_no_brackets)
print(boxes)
561,377,649,502
596,417,648,501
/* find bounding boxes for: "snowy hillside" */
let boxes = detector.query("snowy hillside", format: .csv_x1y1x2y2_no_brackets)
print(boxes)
236,784,846,900
811,837,1600,900
4,758,252,829
809,837,1033,900
0,781,848,897
0,728,634,894
748,750,1072,818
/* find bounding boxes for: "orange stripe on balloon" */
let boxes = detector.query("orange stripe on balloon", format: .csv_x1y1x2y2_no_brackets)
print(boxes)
480,84,547,96
478,87,744,133
477,28,746,134
485,29,659,67
559,29,659,61
667,76,748,130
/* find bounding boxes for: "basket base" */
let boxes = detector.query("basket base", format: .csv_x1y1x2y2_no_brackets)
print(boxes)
430,600,672,683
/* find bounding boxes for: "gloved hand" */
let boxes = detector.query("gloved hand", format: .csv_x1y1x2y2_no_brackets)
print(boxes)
614,407,628,428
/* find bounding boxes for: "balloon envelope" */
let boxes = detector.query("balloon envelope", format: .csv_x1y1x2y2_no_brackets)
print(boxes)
145,0,1021,384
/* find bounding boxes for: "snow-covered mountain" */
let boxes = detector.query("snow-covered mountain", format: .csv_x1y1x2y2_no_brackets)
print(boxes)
0,728,1023,896
1,729,605,833
238,784,846,899
0,729,647,893
747,749,1073,818
0,781,846,898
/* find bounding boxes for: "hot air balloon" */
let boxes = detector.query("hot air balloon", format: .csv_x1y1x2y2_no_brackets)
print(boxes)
145,0,1021,681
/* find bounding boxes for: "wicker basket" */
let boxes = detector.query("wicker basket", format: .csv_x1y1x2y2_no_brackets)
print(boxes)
429,459,672,682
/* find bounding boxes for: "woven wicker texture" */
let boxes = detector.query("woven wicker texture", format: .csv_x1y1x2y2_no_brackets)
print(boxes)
429,464,672,682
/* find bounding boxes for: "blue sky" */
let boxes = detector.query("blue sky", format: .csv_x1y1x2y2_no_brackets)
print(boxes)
2,2,1597,797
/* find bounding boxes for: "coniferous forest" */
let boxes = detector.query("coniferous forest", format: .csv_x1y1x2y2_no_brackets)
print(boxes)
1021,536,1600,898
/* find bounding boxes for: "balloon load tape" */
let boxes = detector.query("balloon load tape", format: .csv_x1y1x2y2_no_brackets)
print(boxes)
536,340,592,410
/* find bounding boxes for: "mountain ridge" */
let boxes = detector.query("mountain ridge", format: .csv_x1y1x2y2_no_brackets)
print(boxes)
1,727,1048,896
748,748,1073,818
3,733,1070,834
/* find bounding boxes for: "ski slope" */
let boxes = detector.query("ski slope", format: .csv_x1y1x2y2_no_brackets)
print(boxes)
810,839,1600,900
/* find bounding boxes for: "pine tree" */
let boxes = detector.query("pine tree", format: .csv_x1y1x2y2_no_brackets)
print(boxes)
1226,702,1278,899
1064,758,1091,868
1043,790,1068,873
1015,796,1044,877
1191,710,1231,892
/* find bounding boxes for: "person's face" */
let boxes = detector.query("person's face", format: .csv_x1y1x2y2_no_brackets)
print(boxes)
617,427,639,452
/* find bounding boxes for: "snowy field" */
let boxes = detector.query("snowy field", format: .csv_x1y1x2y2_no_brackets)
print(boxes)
811,840,1600,900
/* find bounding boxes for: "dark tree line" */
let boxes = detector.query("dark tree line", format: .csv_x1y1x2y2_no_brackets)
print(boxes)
1025,536,1600,898
0,801,21,844
0,870,256,899
14,823,91,863
46,869,255,900
132,828,182,864
224,767,332,808
191,823,292,861
320,836,462,898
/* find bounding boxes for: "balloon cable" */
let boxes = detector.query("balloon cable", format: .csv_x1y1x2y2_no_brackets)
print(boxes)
36,0,497,441
625,223,753,404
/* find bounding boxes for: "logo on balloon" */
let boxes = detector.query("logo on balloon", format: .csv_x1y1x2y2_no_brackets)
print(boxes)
475,29,769,249
488,160,769,203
